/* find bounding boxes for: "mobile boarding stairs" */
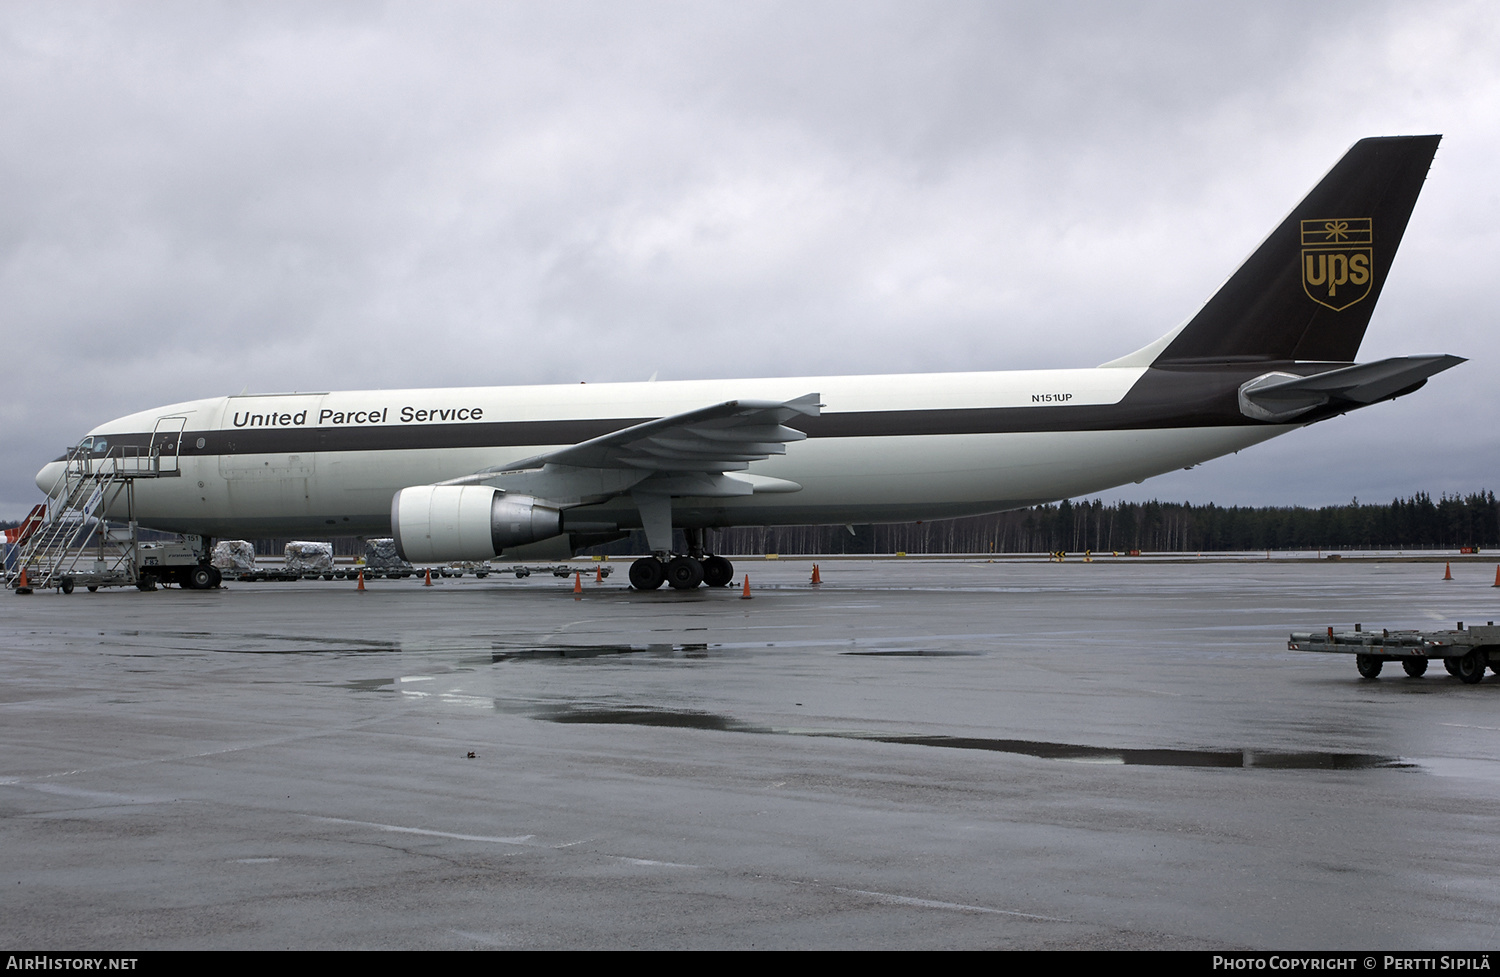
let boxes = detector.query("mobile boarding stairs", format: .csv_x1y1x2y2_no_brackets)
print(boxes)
5,430,184,594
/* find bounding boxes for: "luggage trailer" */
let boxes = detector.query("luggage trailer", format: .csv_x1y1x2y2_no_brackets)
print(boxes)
1289,623,1500,683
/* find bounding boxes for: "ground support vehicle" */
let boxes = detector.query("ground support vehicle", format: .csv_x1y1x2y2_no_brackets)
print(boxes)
136,536,222,590
1289,623,1500,683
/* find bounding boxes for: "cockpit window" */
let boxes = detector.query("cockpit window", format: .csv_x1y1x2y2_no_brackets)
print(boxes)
91,439,108,454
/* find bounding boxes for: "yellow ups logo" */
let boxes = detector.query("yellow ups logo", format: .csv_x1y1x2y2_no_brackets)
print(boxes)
1301,218,1373,311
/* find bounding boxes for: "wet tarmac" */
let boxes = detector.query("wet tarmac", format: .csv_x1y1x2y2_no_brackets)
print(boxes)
4,557,1500,949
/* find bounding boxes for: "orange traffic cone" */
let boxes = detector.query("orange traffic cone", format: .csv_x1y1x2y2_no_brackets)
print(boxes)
741,575,752,599
573,571,582,594
1444,562,1453,581
810,564,821,585
15,567,32,595
357,569,365,592
1492,565,1500,588
424,568,433,586
595,565,603,584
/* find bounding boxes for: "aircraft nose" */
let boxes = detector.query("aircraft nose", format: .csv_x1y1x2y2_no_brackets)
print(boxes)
35,460,66,498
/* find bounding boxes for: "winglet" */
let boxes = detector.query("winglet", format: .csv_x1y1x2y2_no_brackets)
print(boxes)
780,393,823,417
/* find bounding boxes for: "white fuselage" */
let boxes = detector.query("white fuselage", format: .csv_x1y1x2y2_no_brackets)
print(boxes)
39,365,1289,539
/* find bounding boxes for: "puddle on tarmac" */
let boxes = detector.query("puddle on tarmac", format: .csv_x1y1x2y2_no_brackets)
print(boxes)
342,680,1408,769
344,677,399,693
531,704,1408,769
111,631,403,656
221,645,401,655
490,642,710,661
547,707,739,731
343,641,1405,770
488,641,981,661
191,633,401,655
840,650,982,657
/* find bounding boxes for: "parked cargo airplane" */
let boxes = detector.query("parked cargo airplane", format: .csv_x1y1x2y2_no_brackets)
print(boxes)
36,135,1462,590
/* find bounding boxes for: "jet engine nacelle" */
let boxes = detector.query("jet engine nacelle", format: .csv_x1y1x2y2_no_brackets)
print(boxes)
391,485,562,564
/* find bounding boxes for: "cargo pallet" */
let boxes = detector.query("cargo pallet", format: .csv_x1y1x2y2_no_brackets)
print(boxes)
1289,623,1500,683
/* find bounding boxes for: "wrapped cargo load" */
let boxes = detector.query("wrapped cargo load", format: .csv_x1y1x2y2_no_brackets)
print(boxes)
212,540,257,572
284,541,334,573
363,537,411,571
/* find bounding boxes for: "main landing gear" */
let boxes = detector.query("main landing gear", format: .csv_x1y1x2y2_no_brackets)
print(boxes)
629,554,734,591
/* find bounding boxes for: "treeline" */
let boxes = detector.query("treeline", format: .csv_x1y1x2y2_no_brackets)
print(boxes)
688,490,1500,555
7,491,1495,557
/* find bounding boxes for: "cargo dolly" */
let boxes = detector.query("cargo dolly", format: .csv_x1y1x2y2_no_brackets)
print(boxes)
1289,623,1500,683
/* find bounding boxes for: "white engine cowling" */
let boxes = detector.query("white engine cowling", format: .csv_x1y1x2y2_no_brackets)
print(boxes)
390,485,562,563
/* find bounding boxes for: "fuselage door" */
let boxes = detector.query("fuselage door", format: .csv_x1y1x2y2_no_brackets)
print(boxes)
149,416,189,474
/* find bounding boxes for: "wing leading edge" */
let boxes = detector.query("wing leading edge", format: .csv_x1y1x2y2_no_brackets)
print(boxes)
436,392,821,505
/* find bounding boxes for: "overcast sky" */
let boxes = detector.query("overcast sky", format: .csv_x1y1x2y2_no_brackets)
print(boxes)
2,1,1496,520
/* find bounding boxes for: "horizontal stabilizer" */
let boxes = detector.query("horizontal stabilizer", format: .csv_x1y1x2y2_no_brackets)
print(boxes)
1238,354,1464,422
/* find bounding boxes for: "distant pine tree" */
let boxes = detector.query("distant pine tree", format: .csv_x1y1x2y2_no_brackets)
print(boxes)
664,490,1499,555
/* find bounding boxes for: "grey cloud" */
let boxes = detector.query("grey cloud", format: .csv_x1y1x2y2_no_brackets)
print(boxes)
1,1,1495,515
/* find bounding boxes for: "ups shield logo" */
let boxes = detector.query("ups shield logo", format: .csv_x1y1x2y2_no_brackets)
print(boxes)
1301,218,1373,311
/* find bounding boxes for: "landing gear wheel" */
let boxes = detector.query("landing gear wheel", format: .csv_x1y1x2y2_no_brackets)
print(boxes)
665,556,705,590
1455,650,1487,685
629,557,665,591
1355,654,1383,679
59,577,75,595
1402,657,1428,678
187,565,216,590
702,555,734,588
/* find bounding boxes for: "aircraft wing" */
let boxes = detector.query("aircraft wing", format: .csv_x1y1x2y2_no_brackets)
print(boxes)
518,392,822,472
439,393,822,502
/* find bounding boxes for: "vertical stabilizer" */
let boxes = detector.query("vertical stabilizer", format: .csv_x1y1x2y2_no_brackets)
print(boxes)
1153,135,1440,365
